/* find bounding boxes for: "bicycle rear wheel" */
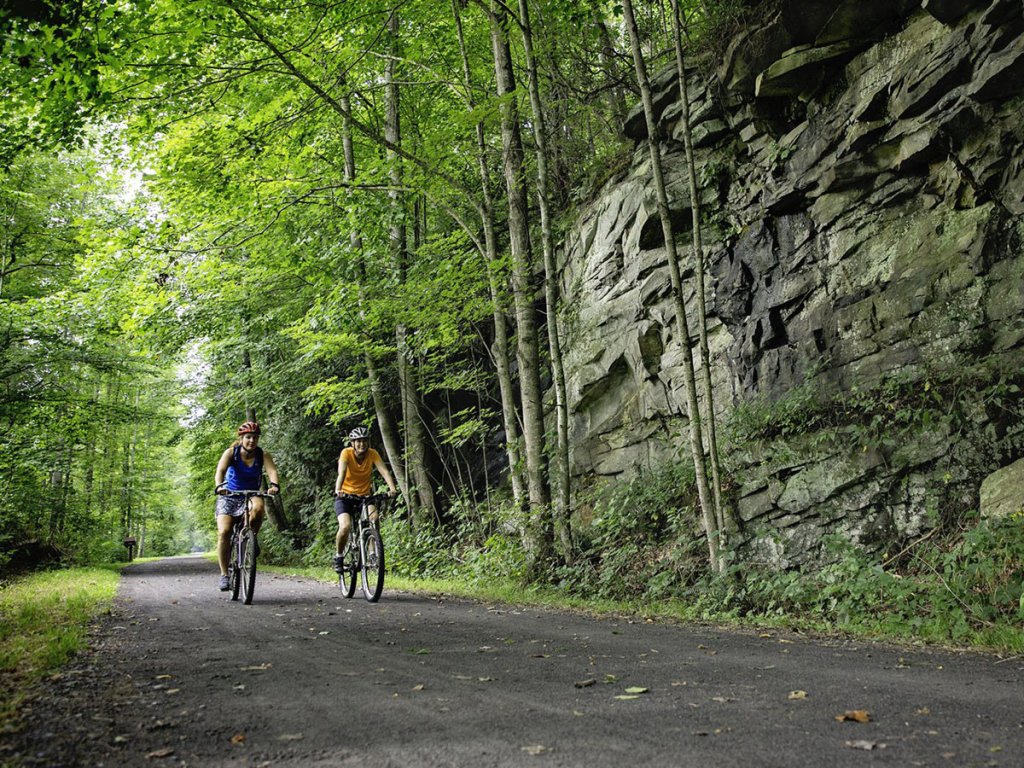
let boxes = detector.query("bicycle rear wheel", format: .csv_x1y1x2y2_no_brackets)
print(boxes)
240,529,257,605
229,534,241,602
360,527,385,603
338,539,357,598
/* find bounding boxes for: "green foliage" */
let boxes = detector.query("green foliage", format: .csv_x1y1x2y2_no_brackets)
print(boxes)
554,462,707,600
683,514,1024,650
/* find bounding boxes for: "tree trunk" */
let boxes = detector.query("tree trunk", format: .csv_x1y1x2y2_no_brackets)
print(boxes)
489,1,552,557
670,0,726,537
516,0,574,564
339,91,410,503
385,10,437,523
451,0,526,509
621,0,721,573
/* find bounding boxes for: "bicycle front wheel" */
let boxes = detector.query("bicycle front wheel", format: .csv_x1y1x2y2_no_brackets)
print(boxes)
229,535,241,602
360,527,385,603
240,529,257,605
338,539,357,598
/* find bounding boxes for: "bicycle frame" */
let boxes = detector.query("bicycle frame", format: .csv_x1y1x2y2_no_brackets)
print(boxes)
337,492,388,602
223,490,273,605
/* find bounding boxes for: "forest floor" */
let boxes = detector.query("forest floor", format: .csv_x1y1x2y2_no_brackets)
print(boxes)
1,555,1022,767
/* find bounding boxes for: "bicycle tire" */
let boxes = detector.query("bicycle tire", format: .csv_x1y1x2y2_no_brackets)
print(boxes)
229,534,241,602
338,538,357,598
240,529,257,605
360,527,385,603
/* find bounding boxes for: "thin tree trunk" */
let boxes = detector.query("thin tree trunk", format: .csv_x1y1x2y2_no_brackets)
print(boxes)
621,0,721,573
385,10,436,523
489,1,552,557
339,92,410,504
516,0,574,564
451,0,526,509
670,0,726,537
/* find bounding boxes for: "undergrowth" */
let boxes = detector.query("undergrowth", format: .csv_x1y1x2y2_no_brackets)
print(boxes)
374,460,1024,652
0,566,120,727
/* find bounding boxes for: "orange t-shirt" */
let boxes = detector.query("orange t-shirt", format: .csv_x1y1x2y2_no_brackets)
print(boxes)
340,447,380,495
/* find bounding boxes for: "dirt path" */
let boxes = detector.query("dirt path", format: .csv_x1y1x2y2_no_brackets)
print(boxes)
3,555,1022,767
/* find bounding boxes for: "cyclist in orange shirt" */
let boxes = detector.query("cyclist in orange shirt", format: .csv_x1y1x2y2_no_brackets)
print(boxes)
332,426,397,573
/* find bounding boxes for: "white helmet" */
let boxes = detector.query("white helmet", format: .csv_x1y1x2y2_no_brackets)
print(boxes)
348,426,370,440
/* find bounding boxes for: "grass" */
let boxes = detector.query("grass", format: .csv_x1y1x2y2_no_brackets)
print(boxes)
0,565,122,728
261,563,1024,655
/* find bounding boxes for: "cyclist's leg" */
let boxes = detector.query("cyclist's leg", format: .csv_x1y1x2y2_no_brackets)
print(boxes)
215,495,242,587
334,495,358,556
367,502,378,527
249,496,266,533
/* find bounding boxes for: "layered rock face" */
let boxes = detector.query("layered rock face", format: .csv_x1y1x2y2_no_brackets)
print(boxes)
560,0,1024,565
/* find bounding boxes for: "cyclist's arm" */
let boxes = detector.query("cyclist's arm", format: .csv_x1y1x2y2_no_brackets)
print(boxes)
373,454,398,496
262,451,281,494
335,452,349,496
214,447,234,494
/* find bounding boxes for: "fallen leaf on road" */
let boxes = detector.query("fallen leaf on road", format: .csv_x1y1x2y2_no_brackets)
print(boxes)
603,674,618,684
478,677,494,682
239,664,272,671
711,696,734,703
574,678,596,688
614,695,641,700
845,740,885,750
278,733,304,741
155,675,173,680
146,747,175,759
835,710,871,723
788,690,807,700
521,744,550,755
230,733,246,745
411,684,425,691
624,687,649,694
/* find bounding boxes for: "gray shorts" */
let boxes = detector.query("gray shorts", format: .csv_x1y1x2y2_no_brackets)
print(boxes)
215,495,248,517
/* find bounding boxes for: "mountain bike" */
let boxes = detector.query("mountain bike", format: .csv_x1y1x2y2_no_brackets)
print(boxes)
336,492,388,602
224,490,273,605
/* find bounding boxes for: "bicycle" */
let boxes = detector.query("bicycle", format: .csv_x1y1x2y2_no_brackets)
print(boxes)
222,490,273,605
335,492,389,602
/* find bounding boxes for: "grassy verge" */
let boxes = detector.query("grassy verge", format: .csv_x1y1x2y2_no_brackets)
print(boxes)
260,562,1024,655
0,566,122,728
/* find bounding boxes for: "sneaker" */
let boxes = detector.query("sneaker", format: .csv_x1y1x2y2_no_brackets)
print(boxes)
332,554,344,573
219,575,230,591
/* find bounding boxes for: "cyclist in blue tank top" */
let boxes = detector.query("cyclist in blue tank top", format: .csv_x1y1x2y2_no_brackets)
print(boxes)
213,421,281,591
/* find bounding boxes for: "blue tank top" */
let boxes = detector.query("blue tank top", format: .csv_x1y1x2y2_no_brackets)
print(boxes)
225,446,263,491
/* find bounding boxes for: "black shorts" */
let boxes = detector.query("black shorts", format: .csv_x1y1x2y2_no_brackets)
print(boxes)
334,495,364,518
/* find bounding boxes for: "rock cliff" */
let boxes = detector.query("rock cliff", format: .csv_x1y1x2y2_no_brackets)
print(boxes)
560,0,1024,565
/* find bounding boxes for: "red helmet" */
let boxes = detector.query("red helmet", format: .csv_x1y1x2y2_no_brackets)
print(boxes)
238,421,261,436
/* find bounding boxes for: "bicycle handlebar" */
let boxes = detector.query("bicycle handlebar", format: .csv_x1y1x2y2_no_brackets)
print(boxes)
218,489,277,498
